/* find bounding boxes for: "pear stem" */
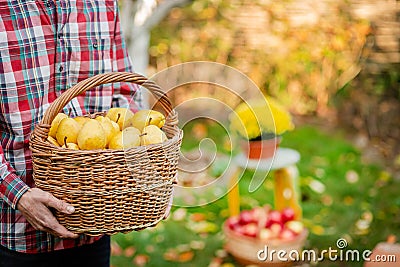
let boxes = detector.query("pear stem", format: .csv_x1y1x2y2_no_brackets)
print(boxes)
68,108,72,117
148,117,152,124
63,136,68,147
139,133,147,137
116,113,121,123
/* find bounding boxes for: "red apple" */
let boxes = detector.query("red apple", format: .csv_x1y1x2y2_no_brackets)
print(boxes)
227,216,240,230
259,228,274,241
269,223,282,238
265,210,282,227
239,210,255,225
251,207,265,221
233,225,245,235
279,228,296,240
263,205,272,213
242,223,258,238
285,220,304,234
281,208,295,223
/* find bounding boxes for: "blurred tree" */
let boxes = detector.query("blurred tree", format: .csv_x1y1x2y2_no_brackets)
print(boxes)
119,0,192,106
149,0,371,116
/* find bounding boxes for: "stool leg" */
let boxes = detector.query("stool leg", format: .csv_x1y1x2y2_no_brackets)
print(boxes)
227,169,241,217
273,165,302,219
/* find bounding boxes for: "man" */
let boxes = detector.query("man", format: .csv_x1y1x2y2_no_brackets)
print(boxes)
0,1,146,266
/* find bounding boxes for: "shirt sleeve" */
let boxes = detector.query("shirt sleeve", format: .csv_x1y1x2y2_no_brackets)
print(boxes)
112,2,144,112
0,146,30,209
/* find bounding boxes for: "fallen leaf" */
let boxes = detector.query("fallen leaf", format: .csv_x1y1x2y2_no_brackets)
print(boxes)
110,241,122,256
146,245,155,253
187,221,218,233
178,251,194,262
308,179,326,194
192,123,208,140
223,137,232,152
173,208,187,221
190,213,207,222
321,195,333,206
124,246,136,257
163,249,179,261
209,257,223,267
346,170,359,184
355,219,370,231
361,211,373,222
133,255,149,267
176,244,191,252
343,196,354,205
311,225,325,235
215,249,227,258
190,240,205,250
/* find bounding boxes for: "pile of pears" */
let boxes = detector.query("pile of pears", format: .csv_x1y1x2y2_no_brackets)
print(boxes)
46,108,168,150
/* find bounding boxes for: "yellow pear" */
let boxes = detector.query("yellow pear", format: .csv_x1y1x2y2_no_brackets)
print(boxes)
95,116,119,145
122,128,141,148
123,126,141,136
105,107,134,130
110,120,120,133
67,143,79,150
74,116,90,127
56,118,81,145
49,113,68,138
108,132,123,149
77,119,107,150
59,136,80,150
108,127,141,149
129,109,166,132
62,142,80,150
140,125,167,146
47,136,61,147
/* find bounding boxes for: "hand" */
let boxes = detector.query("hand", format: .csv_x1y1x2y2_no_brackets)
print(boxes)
17,188,79,239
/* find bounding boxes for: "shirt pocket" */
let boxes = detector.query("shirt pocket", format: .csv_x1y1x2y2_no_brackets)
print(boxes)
67,37,114,87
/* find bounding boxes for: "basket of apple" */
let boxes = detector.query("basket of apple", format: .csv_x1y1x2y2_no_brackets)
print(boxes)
224,206,308,266
29,72,183,235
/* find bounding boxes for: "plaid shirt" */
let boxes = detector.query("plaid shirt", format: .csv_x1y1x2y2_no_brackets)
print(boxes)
0,0,142,253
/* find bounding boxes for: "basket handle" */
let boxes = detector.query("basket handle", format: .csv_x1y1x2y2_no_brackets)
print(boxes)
42,72,173,126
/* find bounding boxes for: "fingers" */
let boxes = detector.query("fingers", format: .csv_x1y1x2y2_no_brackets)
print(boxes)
49,220,79,239
18,188,79,239
43,192,75,214
41,193,78,238
22,202,79,239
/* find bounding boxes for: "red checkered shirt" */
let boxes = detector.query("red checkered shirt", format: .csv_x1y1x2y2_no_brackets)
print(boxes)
0,0,142,253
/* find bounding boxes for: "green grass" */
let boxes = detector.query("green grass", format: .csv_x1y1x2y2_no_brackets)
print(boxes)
111,122,399,267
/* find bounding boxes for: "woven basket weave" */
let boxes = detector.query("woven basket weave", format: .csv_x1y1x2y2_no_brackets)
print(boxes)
29,72,183,235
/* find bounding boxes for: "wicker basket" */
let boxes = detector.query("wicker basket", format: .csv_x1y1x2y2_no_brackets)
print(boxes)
29,72,183,235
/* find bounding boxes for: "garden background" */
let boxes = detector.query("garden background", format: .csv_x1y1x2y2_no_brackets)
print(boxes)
111,0,400,266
